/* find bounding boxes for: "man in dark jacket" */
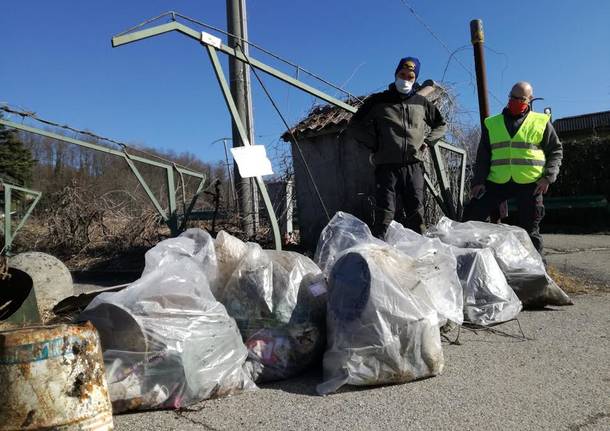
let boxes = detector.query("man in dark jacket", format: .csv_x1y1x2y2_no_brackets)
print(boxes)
464,81,563,255
347,56,447,237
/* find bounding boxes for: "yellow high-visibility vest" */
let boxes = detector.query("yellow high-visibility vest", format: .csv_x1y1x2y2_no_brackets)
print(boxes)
485,111,549,184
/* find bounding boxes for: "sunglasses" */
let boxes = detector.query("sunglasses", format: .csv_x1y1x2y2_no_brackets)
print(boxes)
508,94,530,102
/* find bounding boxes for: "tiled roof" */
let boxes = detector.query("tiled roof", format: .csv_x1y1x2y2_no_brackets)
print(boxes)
282,80,444,141
553,110,610,134
281,96,364,141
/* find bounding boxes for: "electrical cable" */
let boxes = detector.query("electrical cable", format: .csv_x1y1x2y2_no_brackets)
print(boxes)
399,0,505,108
441,45,470,82
236,44,331,222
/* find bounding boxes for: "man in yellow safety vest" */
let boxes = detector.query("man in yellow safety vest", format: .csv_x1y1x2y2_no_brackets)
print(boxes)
464,81,563,256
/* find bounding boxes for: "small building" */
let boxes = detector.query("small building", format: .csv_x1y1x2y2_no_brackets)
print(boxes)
553,110,610,141
282,82,450,251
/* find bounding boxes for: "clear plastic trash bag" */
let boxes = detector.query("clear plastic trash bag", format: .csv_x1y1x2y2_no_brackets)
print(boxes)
385,221,464,325
317,243,444,395
316,213,462,325
314,211,384,277
214,230,248,296
427,217,572,307
452,247,522,325
79,229,255,412
215,232,327,383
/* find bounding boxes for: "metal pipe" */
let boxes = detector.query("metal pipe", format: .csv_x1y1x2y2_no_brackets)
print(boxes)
470,19,490,127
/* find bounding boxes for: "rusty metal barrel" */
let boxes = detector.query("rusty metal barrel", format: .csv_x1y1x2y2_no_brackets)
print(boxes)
0,322,113,430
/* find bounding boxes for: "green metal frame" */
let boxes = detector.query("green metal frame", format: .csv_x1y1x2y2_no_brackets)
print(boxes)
112,21,357,115
0,119,206,237
112,19,468,227
1,181,42,255
431,141,468,220
113,20,289,250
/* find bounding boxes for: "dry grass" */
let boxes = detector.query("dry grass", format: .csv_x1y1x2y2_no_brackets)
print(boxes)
547,265,596,295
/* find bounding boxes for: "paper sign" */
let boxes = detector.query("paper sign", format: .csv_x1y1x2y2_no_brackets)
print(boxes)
230,145,274,178
200,31,222,49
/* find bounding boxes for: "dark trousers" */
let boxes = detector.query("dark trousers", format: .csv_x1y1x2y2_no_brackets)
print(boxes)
372,163,425,238
463,181,545,254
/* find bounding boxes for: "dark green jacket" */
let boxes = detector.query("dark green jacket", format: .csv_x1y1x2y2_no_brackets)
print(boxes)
347,84,447,165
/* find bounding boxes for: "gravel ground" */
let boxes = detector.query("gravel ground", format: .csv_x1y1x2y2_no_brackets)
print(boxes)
114,294,610,431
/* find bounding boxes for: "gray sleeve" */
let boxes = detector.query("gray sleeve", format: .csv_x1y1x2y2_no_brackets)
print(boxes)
472,127,491,186
541,122,563,183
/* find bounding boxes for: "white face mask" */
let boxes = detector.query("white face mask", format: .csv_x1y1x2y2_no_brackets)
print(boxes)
395,77,414,94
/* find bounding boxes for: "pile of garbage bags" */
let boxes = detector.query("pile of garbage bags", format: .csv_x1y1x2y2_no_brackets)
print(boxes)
427,217,572,307
74,210,571,407
79,229,255,412
215,232,327,383
385,221,522,326
314,212,448,394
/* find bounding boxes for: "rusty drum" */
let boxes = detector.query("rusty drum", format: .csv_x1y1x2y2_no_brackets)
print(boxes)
0,322,113,430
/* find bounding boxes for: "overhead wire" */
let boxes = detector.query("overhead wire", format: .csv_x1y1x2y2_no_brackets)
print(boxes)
398,0,505,108
441,45,470,82
484,45,510,90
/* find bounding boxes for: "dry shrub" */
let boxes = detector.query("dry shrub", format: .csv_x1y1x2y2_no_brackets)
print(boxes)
44,183,104,254
11,183,168,270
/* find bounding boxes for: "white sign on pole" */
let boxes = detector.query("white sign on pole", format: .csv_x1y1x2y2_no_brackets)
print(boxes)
200,31,222,49
230,145,274,178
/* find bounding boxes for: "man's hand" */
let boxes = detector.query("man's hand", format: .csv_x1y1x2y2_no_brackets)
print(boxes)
533,177,550,195
470,184,486,199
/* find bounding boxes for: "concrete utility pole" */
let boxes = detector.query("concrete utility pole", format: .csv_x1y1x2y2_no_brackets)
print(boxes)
227,0,258,236
470,19,490,127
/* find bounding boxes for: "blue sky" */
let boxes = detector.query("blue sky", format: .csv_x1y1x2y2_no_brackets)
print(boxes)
2,0,608,166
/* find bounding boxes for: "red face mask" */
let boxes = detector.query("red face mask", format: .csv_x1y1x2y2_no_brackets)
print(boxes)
508,98,529,116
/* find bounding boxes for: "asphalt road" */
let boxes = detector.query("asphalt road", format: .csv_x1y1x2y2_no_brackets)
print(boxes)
545,234,610,288
114,293,609,431
111,233,610,431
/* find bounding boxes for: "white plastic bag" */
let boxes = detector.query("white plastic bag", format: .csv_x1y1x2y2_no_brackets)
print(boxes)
452,248,522,325
79,229,255,412
216,235,327,383
428,217,572,307
317,244,443,395
314,211,384,277
214,230,248,295
385,221,464,325
317,213,462,325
